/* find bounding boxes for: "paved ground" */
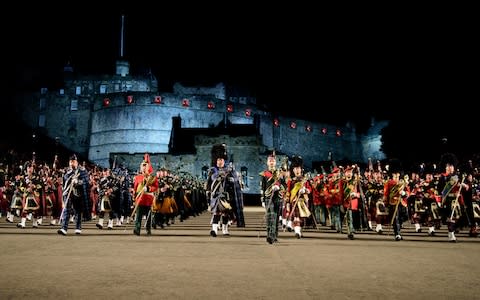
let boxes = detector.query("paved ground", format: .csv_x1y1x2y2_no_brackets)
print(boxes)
1,207,479,299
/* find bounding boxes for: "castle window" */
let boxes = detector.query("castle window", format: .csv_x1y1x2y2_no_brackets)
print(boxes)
68,116,77,137
40,87,48,94
59,89,65,95
70,99,78,111
75,86,81,95
38,114,45,127
240,166,248,187
39,98,46,111
201,166,209,180
100,85,107,94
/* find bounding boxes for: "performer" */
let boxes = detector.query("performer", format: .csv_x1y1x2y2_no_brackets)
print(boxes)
312,170,329,227
259,150,286,244
16,161,44,229
327,167,343,233
284,155,312,239
57,154,91,235
205,144,245,237
152,167,176,229
95,168,117,230
420,165,441,236
132,153,159,236
384,159,409,241
438,153,466,242
341,166,358,239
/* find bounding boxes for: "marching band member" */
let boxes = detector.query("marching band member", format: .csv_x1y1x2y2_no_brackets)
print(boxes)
420,166,441,236
259,150,285,244
95,168,116,230
284,155,312,239
341,166,358,239
327,167,343,233
384,159,409,241
132,154,158,236
205,144,244,237
312,171,329,227
407,169,425,233
57,154,91,235
438,153,466,242
16,161,43,229
366,169,387,233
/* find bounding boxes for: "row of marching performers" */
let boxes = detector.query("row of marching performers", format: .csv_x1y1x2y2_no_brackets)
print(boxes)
259,153,480,244
0,154,209,234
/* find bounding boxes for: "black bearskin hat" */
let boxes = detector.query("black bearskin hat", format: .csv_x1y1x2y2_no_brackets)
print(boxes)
211,144,228,167
290,155,303,173
423,163,436,175
267,149,276,159
69,153,78,161
440,152,458,170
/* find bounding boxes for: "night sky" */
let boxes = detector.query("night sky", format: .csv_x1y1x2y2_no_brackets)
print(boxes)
6,6,477,165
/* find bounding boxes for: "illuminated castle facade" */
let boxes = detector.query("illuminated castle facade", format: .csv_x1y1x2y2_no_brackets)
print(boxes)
15,59,386,194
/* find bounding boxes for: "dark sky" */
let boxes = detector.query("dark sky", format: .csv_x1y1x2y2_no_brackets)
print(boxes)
6,6,477,162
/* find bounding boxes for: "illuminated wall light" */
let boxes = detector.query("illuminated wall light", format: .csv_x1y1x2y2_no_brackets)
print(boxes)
305,125,312,132
336,129,342,137
290,121,297,129
227,104,234,113
207,101,215,109
127,95,134,104
321,128,327,135
103,98,110,107
182,98,190,107
273,118,280,127
245,108,251,117
153,96,162,104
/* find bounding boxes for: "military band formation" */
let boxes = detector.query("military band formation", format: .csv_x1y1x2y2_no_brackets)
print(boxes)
1,146,479,244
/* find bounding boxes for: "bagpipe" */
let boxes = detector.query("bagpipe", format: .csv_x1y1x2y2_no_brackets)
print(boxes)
285,176,311,220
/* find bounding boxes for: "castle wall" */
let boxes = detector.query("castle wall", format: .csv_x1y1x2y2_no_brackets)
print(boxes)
19,74,386,196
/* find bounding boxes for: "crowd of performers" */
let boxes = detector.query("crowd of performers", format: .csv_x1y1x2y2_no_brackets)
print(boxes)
1,148,479,244
259,151,480,244
0,153,209,235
